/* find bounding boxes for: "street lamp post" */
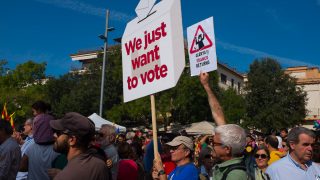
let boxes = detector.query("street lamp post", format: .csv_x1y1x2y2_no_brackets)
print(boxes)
99,9,114,117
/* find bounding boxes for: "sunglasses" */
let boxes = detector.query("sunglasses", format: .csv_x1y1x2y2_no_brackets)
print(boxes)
254,154,268,159
204,154,214,160
55,131,66,137
54,129,72,137
171,145,187,151
96,132,104,137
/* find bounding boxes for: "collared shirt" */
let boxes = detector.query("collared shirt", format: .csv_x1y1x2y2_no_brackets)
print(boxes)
212,156,247,180
0,137,21,180
199,165,210,180
255,168,270,180
20,135,34,155
25,143,59,180
16,135,34,180
266,153,320,180
103,144,119,180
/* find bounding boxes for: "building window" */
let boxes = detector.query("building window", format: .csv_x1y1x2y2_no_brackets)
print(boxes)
231,79,234,88
221,73,227,84
238,82,241,92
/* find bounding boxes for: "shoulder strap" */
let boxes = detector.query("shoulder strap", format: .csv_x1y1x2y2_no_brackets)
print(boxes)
221,163,247,180
262,172,271,180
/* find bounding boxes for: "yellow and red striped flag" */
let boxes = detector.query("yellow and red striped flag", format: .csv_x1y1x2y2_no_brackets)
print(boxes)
9,112,15,129
1,103,10,121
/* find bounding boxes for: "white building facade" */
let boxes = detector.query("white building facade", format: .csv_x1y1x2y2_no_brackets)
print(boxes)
285,66,320,128
217,62,245,94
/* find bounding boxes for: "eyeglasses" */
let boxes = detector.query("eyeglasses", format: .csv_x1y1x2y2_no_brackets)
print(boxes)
212,141,224,147
171,145,187,152
254,154,268,159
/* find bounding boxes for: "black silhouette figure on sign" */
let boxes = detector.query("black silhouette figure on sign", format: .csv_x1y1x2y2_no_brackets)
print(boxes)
195,33,205,50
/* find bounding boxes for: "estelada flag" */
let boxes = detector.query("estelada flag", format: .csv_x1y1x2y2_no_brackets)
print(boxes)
9,112,15,129
1,103,10,121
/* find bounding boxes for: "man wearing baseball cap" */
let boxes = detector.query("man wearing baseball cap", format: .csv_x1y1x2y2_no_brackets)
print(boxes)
152,136,198,180
49,112,110,180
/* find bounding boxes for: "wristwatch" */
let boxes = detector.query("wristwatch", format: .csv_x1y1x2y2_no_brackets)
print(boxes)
158,170,166,176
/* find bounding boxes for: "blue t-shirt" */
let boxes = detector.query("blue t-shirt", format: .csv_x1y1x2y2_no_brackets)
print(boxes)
168,162,198,180
143,139,162,172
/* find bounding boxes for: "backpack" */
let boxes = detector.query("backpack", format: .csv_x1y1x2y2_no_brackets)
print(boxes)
221,161,254,180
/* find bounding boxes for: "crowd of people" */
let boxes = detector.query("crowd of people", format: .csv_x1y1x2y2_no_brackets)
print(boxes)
0,72,319,180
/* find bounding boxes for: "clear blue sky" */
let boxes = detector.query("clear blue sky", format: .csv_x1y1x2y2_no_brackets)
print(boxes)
1,0,319,76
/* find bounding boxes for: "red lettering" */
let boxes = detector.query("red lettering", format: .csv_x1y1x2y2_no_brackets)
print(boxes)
127,76,132,90
131,45,160,70
160,64,168,78
140,64,168,85
127,76,139,90
136,38,142,50
131,76,138,88
160,22,167,38
143,22,167,50
125,38,142,55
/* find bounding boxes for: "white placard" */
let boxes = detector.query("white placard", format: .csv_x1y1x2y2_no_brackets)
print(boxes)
122,0,185,102
187,17,217,76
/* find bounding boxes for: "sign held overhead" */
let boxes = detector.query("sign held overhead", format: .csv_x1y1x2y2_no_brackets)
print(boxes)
187,17,217,76
122,0,185,102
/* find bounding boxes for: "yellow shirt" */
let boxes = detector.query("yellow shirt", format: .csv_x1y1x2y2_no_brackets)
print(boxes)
268,150,284,165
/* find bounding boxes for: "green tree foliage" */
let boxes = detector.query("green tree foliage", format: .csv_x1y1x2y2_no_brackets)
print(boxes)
9,61,46,88
45,60,102,118
0,46,247,129
169,70,220,124
45,46,123,119
244,58,307,132
0,60,47,125
220,88,246,124
106,47,223,127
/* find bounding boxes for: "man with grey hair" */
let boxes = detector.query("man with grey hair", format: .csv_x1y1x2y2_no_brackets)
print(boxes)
200,72,249,179
211,124,248,179
98,124,119,180
266,127,320,180
16,118,34,180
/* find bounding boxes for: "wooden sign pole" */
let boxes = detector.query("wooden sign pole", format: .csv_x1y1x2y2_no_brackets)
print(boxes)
150,94,159,159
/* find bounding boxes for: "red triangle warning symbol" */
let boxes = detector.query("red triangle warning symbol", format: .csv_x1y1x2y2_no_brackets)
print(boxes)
189,25,213,54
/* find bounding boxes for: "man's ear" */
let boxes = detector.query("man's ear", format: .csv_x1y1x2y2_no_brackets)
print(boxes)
225,146,232,155
289,141,296,150
184,149,191,157
69,136,77,146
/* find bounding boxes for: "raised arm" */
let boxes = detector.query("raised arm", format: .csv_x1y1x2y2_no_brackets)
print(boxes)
200,72,226,126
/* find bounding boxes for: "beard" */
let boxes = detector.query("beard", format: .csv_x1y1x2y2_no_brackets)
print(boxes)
99,137,111,149
53,138,69,154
